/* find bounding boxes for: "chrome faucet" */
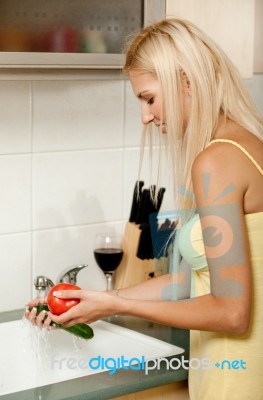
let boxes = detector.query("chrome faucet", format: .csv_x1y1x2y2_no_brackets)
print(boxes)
34,275,55,297
34,275,55,289
57,264,88,284
34,264,88,296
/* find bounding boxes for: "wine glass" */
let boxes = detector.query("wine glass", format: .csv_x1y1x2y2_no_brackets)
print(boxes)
93,233,123,291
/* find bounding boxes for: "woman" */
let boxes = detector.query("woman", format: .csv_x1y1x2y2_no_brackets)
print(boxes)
26,18,263,399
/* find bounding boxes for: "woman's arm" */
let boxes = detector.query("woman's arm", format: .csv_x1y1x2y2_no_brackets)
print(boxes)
189,142,252,333
111,257,191,301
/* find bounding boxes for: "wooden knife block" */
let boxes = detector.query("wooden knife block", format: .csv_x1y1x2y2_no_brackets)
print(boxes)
114,222,169,289
114,222,154,289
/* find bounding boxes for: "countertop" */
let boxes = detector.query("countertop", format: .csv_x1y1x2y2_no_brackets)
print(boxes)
0,309,189,400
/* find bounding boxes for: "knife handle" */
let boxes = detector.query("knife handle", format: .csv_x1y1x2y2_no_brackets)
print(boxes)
135,189,149,224
129,181,144,222
157,188,166,211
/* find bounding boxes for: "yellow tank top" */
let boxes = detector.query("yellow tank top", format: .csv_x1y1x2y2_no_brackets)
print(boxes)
178,139,263,400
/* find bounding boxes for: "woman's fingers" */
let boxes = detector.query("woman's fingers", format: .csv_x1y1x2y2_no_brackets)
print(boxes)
43,313,55,329
26,297,47,308
24,301,55,330
52,289,83,299
48,309,74,325
25,306,37,323
35,310,47,327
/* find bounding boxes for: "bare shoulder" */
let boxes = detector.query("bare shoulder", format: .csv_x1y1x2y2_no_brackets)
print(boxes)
191,132,263,210
192,141,237,177
192,133,263,178
191,140,247,204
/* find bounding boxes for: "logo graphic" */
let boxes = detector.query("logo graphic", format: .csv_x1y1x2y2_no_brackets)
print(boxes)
150,172,245,299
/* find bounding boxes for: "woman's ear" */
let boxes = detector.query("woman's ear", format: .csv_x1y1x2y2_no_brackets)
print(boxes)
181,71,192,96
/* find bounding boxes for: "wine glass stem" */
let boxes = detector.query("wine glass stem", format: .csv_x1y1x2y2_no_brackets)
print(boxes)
105,273,113,291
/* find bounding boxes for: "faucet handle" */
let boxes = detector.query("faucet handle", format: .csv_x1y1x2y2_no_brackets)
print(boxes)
57,264,88,285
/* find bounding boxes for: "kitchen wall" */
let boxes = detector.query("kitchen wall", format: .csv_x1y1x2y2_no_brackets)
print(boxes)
0,71,262,313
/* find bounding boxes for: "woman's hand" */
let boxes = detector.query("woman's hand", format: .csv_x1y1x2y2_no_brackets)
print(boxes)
24,297,54,329
47,289,120,328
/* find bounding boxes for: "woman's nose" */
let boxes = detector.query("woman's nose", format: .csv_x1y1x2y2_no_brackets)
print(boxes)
141,105,154,125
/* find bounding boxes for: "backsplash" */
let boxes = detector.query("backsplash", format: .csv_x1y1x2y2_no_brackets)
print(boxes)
0,73,262,312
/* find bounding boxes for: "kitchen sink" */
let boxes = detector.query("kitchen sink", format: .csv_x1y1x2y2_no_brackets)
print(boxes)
0,317,184,395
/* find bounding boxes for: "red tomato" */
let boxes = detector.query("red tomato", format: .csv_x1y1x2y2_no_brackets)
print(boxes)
47,283,80,315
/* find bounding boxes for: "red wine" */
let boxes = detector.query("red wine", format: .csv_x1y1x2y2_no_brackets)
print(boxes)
94,248,123,272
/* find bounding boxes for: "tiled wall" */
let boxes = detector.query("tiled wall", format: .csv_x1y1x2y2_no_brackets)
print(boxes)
0,76,129,311
0,72,262,313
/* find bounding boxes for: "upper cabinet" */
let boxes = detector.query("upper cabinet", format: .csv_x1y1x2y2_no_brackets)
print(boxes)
166,0,259,78
0,0,165,69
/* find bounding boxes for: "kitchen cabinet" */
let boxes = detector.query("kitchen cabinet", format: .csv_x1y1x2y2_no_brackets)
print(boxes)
254,0,263,73
113,381,189,399
166,0,255,78
0,0,165,69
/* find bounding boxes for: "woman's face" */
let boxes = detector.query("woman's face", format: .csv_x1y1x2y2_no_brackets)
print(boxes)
129,70,191,134
129,70,167,133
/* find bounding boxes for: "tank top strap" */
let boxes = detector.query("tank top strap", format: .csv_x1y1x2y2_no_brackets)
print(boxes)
207,139,263,176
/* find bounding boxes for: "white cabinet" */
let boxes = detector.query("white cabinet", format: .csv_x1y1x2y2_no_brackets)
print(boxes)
254,0,263,73
166,0,255,78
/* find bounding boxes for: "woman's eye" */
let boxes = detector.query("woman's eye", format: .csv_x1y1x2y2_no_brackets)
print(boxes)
147,97,154,105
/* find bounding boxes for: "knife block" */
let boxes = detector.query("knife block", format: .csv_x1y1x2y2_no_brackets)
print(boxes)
114,222,169,289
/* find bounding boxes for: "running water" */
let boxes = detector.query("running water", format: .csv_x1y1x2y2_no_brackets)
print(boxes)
72,333,83,352
21,313,86,384
21,316,52,386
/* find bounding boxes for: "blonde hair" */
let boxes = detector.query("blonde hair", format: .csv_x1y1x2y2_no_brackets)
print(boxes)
123,18,263,220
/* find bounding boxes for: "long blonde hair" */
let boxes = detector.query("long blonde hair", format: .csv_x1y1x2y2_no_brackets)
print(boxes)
123,18,263,220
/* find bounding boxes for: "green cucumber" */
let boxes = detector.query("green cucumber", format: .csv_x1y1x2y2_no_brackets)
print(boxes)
34,304,94,340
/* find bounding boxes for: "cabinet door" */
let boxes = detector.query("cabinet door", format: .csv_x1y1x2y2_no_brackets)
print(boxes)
0,0,144,68
0,0,143,54
166,0,255,78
